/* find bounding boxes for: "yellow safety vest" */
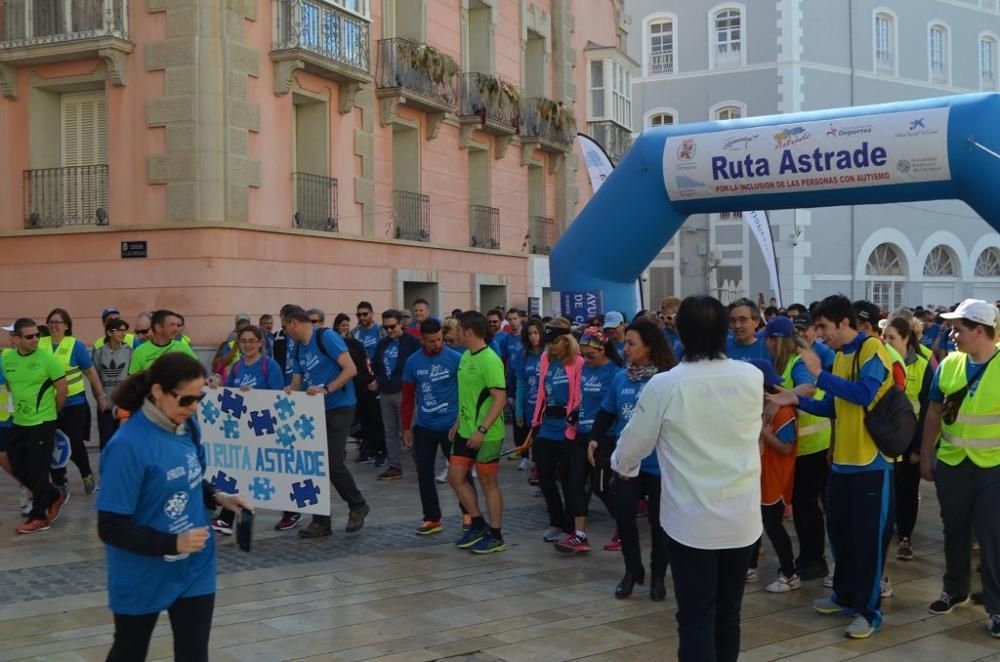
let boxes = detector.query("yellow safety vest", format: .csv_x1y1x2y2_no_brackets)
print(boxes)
831,337,894,466
781,355,831,456
39,335,85,397
94,333,135,349
903,349,930,416
937,350,1000,468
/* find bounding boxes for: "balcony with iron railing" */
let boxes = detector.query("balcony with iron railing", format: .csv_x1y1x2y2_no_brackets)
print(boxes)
529,215,555,255
0,0,132,86
649,51,673,75
271,0,371,98
292,172,338,232
393,190,429,242
458,72,520,136
519,97,575,153
23,164,109,229
375,37,457,130
469,204,499,250
587,120,632,164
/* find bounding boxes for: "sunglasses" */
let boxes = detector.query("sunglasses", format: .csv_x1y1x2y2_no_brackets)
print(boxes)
309,319,322,324
171,391,207,407
357,311,371,318
112,326,129,333
383,324,397,330
18,333,39,340
135,328,150,334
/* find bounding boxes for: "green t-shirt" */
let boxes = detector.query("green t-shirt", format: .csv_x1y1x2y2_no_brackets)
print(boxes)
1,349,65,426
457,345,506,441
128,339,198,374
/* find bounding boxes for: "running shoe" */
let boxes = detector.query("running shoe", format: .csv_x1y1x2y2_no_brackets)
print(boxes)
82,474,97,495
822,574,834,588
416,520,442,536
528,468,540,485
373,455,387,468
346,504,370,533
517,457,530,471
555,534,590,554
378,467,403,481
845,615,875,639
506,451,521,461
46,492,66,524
435,467,449,483
813,596,849,615
543,526,564,542
470,534,507,554
745,568,758,583
929,592,970,615
896,538,914,561
356,453,375,464
990,614,1000,639
16,518,50,534
274,512,302,530
210,517,233,536
881,576,893,598
455,525,488,549
603,532,622,552
766,573,802,593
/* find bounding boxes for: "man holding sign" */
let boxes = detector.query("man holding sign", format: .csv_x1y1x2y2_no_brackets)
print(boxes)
282,306,370,538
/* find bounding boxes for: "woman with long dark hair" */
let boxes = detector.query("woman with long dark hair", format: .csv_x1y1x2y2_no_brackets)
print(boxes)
588,318,675,599
516,318,546,485
98,353,251,661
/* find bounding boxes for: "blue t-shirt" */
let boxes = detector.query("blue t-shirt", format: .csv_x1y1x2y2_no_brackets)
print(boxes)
539,360,570,441
52,338,93,407
382,339,400,379
225,356,284,391
490,331,508,358
96,410,215,615
601,370,659,475
516,351,543,420
725,337,772,363
579,362,621,434
354,325,381,361
402,347,462,431
290,328,356,410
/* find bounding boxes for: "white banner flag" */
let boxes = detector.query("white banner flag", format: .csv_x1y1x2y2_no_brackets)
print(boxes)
577,133,615,193
742,210,783,308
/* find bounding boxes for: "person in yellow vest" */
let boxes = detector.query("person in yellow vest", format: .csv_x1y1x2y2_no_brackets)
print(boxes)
128,310,198,375
769,294,895,639
881,317,934,562
93,308,136,350
760,315,833,583
920,298,1000,639
41,308,108,496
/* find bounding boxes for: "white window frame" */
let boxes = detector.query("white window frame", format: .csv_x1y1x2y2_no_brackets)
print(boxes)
643,12,677,76
873,8,897,76
323,0,371,20
981,32,999,90
587,59,606,121
708,3,746,70
709,100,746,121
928,20,951,86
644,107,679,128
588,58,632,129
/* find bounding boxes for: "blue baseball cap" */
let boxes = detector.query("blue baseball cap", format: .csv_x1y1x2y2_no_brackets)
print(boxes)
756,316,795,339
747,358,783,387
101,307,120,320
603,311,625,329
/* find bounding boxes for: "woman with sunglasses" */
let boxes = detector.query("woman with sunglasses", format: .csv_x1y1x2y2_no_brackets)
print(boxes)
41,308,108,495
587,318,676,600
93,317,134,449
98,353,251,661
554,327,623,554
516,318,546,485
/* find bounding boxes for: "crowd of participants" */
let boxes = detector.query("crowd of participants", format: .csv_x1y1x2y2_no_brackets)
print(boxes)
0,293,997,661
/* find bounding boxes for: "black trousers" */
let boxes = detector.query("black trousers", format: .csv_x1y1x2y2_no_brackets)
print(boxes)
564,437,591,519
356,389,385,457
588,435,617,519
894,459,921,539
97,409,121,450
106,593,214,662
792,450,828,565
313,407,366,526
751,502,795,578
667,535,754,662
614,471,668,577
50,403,93,484
534,437,572,531
413,425,474,522
826,468,894,627
8,421,59,521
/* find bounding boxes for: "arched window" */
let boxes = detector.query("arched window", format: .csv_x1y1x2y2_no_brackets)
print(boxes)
866,243,905,275
982,35,998,89
874,11,895,74
923,245,956,276
711,7,743,69
866,243,905,309
649,112,675,127
714,105,743,120
929,22,950,85
649,19,674,74
975,247,1000,277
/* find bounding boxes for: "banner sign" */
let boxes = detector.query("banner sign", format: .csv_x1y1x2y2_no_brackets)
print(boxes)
559,289,604,325
664,107,951,201
197,388,330,515
578,133,615,193
742,211,782,308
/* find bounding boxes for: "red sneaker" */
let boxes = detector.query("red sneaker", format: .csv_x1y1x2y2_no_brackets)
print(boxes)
46,492,66,525
528,468,540,486
16,518,50,534
555,534,590,554
603,532,622,551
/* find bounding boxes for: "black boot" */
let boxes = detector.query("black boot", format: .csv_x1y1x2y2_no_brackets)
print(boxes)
615,567,645,599
650,576,666,602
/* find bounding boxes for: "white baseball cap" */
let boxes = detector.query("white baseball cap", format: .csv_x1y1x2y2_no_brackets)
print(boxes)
940,299,999,328
1,323,12,333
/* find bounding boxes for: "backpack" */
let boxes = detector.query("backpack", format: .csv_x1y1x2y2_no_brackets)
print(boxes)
231,356,269,383
852,337,917,458
295,328,335,364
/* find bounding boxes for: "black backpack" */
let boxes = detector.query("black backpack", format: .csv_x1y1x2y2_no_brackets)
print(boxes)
852,338,917,458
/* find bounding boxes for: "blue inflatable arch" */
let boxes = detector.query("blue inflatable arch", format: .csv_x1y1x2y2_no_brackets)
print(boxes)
553,93,1000,315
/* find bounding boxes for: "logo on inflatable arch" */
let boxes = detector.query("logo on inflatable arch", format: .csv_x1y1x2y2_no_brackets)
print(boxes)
676,138,697,161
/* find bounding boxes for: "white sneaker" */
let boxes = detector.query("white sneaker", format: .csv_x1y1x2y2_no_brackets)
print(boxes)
766,573,802,593
822,574,834,588
435,467,448,484
543,526,563,542
881,576,893,598
745,568,759,583
518,457,530,471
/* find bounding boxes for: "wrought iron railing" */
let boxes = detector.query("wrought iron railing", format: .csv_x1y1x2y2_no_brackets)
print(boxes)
23,165,109,228
650,51,673,75
293,172,338,232
587,120,632,164
459,72,520,131
529,215,555,255
274,0,369,73
470,204,499,249
394,190,429,242
375,38,457,107
0,0,128,47
520,97,575,147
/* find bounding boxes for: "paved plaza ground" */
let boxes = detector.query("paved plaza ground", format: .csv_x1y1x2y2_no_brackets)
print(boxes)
0,436,996,661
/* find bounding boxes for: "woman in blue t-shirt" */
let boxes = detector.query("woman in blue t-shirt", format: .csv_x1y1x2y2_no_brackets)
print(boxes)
97,353,251,662
587,318,676,601
516,319,546,484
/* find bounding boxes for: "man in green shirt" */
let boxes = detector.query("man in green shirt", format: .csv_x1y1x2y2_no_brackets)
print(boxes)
2,318,68,533
449,311,508,554
128,309,197,374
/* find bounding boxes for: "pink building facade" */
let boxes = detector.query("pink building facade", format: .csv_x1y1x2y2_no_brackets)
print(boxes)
0,0,633,343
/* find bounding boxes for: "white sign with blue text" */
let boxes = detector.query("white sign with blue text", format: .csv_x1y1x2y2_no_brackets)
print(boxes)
197,388,330,516
664,107,951,200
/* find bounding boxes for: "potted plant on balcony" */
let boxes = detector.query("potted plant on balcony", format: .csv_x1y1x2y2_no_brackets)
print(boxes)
395,40,457,87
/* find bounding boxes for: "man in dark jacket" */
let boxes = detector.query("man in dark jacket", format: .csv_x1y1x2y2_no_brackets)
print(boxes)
373,309,422,480
334,313,386,464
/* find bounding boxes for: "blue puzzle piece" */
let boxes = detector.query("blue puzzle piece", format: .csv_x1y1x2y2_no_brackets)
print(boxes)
247,409,277,437
275,424,296,449
217,389,248,420
293,414,317,440
222,416,240,440
210,470,238,494
200,400,221,425
289,479,321,508
249,476,276,502
274,395,296,421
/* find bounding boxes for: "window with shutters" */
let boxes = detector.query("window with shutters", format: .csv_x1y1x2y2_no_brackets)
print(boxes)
874,11,896,75
60,91,108,225
981,34,998,89
929,23,950,85
648,111,675,127
710,5,745,70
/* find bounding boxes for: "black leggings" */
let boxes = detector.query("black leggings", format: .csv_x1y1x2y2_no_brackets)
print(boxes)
751,502,796,578
106,593,214,662
614,471,668,578
895,459,921,539
534,437,572,531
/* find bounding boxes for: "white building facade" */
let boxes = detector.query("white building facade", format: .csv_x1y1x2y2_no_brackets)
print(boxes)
626,0,1000,309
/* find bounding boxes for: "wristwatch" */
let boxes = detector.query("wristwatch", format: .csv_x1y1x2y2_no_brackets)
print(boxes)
477,425,489,434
